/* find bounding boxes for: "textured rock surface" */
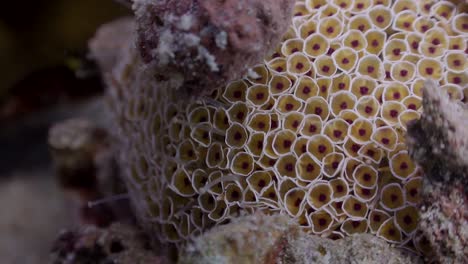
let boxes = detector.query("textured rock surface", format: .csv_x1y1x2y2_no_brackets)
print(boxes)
133,0,295,96
50,223,167,264
407,81,468,263
179,214,421,264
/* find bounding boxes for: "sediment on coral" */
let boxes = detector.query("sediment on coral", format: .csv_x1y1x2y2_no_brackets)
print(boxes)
406,81,468,263
89,0,468,255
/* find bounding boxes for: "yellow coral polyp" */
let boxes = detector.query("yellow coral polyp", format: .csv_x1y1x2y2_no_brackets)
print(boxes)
111,0,468,253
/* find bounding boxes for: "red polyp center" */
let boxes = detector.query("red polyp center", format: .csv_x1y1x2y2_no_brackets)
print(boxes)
322,65,330,72
242,162,249,169
358,25,365,31
236,112,245,120
367,149,375,157
294,198,301,207
303,86,311,94
327,27,334,33
412,41,419,49
352,221,361,228
357,3,364,9
276,82,285,90
463,24,468,30
388,228,396,236
372,39,379,47
256,92,265,100
342,58,350,64
400,70,408,77
390,109,398,117
351,40,359,47
283,140,292,148
403,22,411,28
373,215,381,222
336,185,344,192
453,60,461,66
340,102,348,109
276,66,284,72
393,92,401,99
358,128,366,136
365,106,373,114
381,138,390,145
234,132,243,141
292,121,299,128
257,141,263,149
390,194,398,202
291,48,299,53
257,180,266,187
453,44,459,49
334,130,343,138
285,163,294,172
285,103,294,111
258,122,265,129
425,67,434,75
424,4,431,11
408,104,416,110
376,15,384,23
321,85,327,92
367,66,375,73
318,145,327,153
409,188,418,197
339,83,346,89
353,203,362,211
318,218,327,226
340,3,347,8
400,162,408,170
332,161,339,169
453,77,462,84
315,107,323,115
363,173,371,181
361,188,371,195
233,90,242,98
231,190,240,199
309,125,317,132
318,193,327,202
428,47,436,54
393,48,401,56
432,39,440,45
351,144,360,152
359,86,369,95
296,63,305,70
313,43,321,50
306,163,315,172
403,215,412,225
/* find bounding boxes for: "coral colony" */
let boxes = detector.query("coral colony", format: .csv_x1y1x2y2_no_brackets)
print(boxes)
100,0,468,256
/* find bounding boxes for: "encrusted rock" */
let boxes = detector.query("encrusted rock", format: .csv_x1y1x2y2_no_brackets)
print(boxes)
179,213,421,264
133,0,295,96
407,81,468,263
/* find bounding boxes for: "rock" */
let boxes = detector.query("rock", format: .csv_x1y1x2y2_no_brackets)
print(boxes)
50,223,167,264
178,214,421,264
133,0,295,96
406,81,468,263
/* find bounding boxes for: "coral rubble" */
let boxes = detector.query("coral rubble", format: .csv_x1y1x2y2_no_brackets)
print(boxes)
407,81,468,263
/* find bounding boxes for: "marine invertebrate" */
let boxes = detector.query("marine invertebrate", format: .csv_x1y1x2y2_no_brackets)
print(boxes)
91,0,468,256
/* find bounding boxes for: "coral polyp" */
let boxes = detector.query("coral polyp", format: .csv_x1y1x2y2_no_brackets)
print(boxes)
96,0,468,255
